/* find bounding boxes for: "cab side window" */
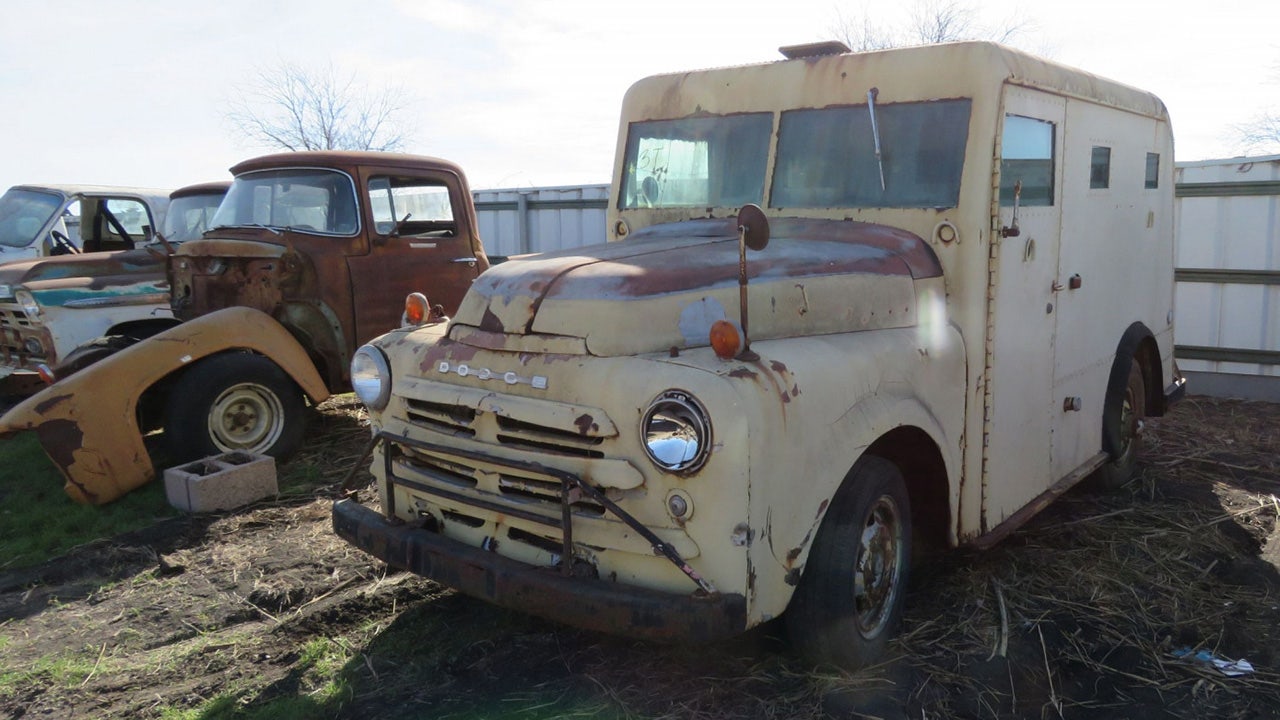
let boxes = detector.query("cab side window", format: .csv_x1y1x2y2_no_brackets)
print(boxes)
1000,115,1054,206
368,177,456,238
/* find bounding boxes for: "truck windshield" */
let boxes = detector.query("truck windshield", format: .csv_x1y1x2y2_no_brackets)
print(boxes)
772,99,972,209
619,113,773,209
212,169,358,235
0,187,64,249
163,192,226,242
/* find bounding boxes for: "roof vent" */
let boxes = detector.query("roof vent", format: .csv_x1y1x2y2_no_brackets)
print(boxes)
778,41,851,60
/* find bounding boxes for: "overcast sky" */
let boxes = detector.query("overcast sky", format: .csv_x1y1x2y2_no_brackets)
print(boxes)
1,0,1277,195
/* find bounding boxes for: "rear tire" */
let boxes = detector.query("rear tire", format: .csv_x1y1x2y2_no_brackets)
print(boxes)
1097,359,1146,489
787,455,912,670
163,352,306,463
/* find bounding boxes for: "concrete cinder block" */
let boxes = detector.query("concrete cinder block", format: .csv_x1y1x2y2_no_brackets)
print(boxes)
164,452,278,512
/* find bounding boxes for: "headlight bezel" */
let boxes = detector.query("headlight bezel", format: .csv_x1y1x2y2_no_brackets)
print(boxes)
640,389,712,474
350,344,392,411
14,289,41,320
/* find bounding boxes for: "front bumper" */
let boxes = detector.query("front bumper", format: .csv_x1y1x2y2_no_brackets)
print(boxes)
333,498,748,642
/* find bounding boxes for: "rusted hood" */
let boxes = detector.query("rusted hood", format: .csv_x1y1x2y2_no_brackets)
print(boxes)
0,247,165,288
454,217,941,356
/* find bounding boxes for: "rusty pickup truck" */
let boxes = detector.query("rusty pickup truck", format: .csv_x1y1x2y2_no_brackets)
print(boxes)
1,151,490,504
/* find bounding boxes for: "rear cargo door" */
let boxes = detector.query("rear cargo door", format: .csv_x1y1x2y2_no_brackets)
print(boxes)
348,174,482,346
982,86,1066,528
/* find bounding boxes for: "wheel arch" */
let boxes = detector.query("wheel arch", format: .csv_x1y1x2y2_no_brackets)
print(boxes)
1103,322,1163,457
864,426,952,555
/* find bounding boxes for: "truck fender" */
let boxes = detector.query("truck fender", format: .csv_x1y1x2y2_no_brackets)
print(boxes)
0,306,329,504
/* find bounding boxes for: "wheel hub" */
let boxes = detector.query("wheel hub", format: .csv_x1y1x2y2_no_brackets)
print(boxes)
208,383,284,453
854,496,902,638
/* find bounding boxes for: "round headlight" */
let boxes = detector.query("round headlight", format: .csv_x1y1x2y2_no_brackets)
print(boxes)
641,390,711,473
14,290,41,320
350,345,392,411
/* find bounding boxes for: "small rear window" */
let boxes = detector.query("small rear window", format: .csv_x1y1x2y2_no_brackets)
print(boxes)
1144,153,1160,189
1089,146,1111,189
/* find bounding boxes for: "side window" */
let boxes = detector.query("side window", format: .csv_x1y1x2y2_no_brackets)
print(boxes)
103,198,152,237
1144,152,1160,189
1089,146,1111,189
1000,115,1054,206
367,177,456,237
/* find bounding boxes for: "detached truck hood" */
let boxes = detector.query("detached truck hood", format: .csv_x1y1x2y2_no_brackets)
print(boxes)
452,217,943,356
0,248,168,304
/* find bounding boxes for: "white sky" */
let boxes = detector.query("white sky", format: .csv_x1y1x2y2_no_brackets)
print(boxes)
1,0,1277,194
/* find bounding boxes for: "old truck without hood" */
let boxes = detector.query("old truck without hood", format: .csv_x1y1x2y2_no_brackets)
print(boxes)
0,181,229,398
0,151,490,504
334,41,1184,668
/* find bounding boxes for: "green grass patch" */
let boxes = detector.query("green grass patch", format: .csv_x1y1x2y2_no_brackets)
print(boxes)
0,432,177,570
0,647,99,697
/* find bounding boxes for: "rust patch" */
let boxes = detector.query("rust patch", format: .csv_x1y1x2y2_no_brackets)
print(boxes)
34,418,82,469
728,367,758,380
573,413,599,436
34,393,73,415
479,307,505,333
791,383,802,398
770,360,788,374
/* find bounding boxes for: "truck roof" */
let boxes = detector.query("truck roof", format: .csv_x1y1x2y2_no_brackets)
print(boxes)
229,151,469,179
10,184,172,206
170,180,231,199
621,40,1168,122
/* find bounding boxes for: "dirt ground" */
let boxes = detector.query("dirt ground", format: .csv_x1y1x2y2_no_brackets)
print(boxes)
2,394,1278,719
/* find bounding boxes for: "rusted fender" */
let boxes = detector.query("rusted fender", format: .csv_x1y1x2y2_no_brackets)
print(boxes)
0,307,330,504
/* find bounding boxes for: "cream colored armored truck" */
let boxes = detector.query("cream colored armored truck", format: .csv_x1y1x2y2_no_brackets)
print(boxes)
334,41,1184,668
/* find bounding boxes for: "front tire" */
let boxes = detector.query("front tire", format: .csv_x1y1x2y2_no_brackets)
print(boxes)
787,455,912,670
163,352,306,463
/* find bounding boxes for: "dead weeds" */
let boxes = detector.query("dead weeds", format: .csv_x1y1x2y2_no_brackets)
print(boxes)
1,395,1278,719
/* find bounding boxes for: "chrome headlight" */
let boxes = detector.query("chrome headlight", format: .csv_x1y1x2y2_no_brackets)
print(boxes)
0,284,12,300
14,290,41,320
350,344,392,411
641,390,711,473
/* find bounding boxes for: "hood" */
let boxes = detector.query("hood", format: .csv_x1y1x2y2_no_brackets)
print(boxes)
0,247,166,296
452,217,942,357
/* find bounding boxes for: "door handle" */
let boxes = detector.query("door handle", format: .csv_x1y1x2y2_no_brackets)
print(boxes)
451,257,478,265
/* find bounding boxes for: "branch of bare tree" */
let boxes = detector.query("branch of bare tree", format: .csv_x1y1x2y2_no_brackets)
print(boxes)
226,61,410,153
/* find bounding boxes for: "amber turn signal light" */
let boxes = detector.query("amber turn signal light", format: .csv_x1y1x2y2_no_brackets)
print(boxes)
403,292,430,326
709,320,741,360
36,363,57,385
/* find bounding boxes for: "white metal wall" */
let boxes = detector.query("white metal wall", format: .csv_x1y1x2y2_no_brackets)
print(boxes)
1174,155,1280,398
472,184,608,258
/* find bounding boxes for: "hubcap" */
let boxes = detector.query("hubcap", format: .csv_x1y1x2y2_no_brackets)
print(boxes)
1119,387,1142,456
207,383,284,453
854,495,904,639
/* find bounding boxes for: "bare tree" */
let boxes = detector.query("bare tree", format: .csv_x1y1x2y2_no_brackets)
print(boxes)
1232,58,1280,155
1234,111,1280,154
227,61,410,152
833,0,1033,52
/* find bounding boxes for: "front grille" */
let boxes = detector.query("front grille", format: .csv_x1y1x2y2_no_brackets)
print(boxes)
393,443,607,518
404,397,605,458
0,303,44,366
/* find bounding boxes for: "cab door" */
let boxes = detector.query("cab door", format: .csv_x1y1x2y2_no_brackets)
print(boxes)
982,86,1066,527
347,172,483,347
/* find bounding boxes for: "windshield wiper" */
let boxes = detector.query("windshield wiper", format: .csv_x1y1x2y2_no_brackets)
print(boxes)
867,87,886,192
209,223,282,236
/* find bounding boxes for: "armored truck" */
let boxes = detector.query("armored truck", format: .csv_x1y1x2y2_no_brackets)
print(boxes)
334,41,1183,668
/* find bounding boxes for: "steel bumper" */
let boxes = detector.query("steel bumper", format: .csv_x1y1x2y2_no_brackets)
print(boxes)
332,498,748,643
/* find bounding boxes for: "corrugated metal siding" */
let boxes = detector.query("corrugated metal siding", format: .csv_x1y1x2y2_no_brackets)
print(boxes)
472,185,609,257
1174,155,1280,383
